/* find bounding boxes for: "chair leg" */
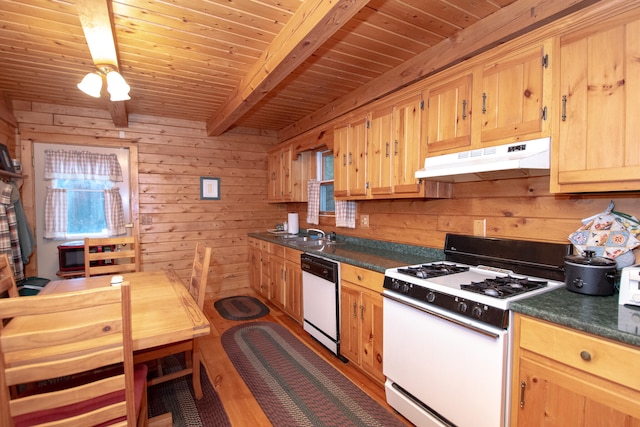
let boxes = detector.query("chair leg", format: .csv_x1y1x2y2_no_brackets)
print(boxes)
192,339,203,399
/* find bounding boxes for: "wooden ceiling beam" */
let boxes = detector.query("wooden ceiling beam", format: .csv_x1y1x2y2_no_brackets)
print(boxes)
278,0,603,142
206,0,370,137
76,0,128,128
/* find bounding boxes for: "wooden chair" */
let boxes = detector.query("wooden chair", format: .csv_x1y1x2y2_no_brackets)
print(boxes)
0,281,148,427
134,242,212,399
85,235,140,278
0,254,17,301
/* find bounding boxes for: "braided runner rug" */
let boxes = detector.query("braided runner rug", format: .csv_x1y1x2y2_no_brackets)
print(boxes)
214,295,270,320
147,355,231,427
222,322,406,427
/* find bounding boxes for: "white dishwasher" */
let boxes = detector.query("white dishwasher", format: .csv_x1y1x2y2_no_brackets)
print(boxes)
301,252,341,358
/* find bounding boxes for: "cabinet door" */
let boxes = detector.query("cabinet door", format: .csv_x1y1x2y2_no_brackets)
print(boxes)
280,146,293,201
552,19,640,192
393,94,424,194
340,284,361,364
248,242,260,293
270,255,286,309
285,259,302,324
515,357,640,426
480,44,548,144
424,74,472,154
333,124,349,197
369,106,394,195
267,150,280,201
360,290,385,383
348,117,368,197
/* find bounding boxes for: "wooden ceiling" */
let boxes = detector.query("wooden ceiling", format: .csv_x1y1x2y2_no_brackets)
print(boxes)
0,0,601,138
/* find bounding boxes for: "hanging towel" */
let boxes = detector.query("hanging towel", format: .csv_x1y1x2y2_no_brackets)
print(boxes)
307,179,320,225
335,200,356,228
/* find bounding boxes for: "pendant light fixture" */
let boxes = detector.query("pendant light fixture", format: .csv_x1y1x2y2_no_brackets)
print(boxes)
77,65,130,101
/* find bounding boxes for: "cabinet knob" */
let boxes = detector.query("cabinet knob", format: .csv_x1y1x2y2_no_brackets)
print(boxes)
357,274,363,281
580,350,591,361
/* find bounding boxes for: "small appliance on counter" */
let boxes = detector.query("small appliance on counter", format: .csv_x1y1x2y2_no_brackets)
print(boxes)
619,265,640,306
564,250,617,296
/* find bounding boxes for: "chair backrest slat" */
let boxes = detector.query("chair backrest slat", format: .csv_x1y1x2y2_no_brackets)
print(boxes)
84,236,140,278
187,242,212,309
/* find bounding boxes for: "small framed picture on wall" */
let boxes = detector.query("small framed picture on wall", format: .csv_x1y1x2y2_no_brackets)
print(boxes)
0,144,15,173
200,177,220,200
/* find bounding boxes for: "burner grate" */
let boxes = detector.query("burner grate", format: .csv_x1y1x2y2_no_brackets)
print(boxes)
396,262,469,279
460,276,548,299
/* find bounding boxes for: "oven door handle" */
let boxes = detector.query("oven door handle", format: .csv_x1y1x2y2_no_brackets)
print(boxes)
382,293,501,339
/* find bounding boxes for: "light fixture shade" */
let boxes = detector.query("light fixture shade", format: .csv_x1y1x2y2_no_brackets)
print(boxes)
106,70,131,101
77,72,102,98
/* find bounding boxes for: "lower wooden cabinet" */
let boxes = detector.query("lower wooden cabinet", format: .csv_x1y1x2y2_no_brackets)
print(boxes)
249,238,270,299
339,264,385,384
262,241,303,324
511,313,640,426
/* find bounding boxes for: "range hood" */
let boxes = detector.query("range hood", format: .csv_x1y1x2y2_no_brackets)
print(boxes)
415,137,551,183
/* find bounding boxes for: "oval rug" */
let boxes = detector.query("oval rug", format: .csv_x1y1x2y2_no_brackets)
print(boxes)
222,321,407,427
214,296,270,320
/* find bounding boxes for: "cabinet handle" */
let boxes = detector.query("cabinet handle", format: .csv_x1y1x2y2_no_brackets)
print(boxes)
385,142,390,157
357,274,363,281
349,152,353,165
519,381,526,408
580,350,591,361
462,99,467,120
353,301,357,319
394,140,398,155
360,304,365,321
343,153,347,166
561,95,567,121
482,93,487,114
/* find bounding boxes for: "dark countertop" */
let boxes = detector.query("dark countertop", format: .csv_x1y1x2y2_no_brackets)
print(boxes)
511,288,640,348
248,232,445,274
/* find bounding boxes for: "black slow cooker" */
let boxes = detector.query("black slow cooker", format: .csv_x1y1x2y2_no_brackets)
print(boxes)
564,250,617,296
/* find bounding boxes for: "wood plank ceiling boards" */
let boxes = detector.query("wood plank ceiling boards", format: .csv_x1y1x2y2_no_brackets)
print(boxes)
0,0,608,135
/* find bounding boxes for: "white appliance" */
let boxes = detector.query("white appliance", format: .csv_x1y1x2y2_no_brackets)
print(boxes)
415,137,550,182
301,253,342,357
619,265,640,307
382,234,570,427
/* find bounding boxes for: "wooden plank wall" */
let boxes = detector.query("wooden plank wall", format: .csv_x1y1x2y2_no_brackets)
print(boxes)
12,101,286,298
286,178,640,258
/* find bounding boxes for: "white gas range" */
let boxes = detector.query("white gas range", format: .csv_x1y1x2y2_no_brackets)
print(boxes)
382,234,571,427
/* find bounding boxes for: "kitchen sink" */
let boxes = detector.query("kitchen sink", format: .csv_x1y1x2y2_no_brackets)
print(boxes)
277,235,342,248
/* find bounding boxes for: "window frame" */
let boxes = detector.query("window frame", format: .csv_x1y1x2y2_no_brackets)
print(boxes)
317,150,335,216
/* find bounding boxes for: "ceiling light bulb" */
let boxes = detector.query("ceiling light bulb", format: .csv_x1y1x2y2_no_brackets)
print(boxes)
106,70,131,101
77,72,103,98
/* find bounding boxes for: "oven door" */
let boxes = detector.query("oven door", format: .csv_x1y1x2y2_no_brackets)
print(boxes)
383,292,508,427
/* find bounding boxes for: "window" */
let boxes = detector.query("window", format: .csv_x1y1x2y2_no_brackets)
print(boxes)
318,151,334,215
54,179,110,237
43,149,127,239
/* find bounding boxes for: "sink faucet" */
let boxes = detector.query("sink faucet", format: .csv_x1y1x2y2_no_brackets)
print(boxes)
307,228,325,238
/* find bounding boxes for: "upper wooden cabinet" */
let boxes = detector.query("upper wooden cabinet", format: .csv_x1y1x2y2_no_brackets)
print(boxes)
423,73,473,154
368,106,394,195
334,116,368,198
392,94,425,195
267,145,292,202
551,15,640,193
477,42,551,145
268,145,314,203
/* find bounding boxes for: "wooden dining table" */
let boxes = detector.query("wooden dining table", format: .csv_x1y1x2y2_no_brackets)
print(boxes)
38,269,211,352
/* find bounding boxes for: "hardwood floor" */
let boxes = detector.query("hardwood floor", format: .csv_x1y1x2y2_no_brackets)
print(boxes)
198,287,412,426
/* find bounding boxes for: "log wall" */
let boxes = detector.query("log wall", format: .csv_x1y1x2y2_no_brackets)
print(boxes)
13,101,286,298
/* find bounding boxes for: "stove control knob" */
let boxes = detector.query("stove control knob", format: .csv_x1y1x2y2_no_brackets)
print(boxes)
472,306,483,318
457,301,468,313
402,283,410,293
426,291,436,303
